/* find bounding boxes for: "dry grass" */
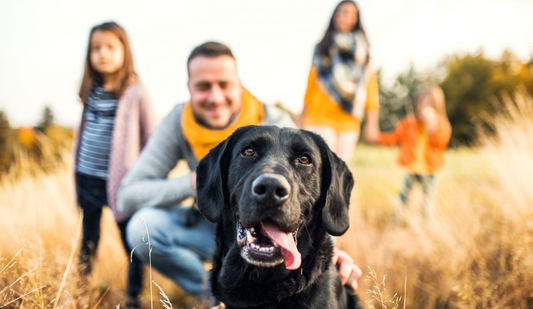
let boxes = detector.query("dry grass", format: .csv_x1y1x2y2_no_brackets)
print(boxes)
338,91,533,308
2,92,533,308
0,162,197,308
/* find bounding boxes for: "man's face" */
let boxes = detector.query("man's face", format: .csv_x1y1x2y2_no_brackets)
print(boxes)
188,55,242,129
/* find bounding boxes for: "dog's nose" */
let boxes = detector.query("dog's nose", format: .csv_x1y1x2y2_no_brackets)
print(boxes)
252,173,290,205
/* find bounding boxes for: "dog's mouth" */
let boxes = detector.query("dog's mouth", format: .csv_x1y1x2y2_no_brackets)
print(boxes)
236,218,301,270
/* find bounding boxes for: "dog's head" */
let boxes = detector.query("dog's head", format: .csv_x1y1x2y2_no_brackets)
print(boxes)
196,126,353,271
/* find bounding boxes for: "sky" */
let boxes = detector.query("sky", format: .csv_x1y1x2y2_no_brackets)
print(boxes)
0,0,532,127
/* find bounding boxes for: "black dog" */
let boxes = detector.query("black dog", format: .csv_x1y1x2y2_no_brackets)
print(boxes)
196,125,364,309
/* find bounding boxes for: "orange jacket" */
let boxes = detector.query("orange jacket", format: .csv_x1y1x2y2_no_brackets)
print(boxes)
379,116,451,171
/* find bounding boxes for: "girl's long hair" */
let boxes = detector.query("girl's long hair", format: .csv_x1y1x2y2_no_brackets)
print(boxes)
78,22,137,104
316,1,368,59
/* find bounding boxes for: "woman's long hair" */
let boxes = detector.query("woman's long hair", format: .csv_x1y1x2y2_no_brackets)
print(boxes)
78,22,137,104
316,1,368,59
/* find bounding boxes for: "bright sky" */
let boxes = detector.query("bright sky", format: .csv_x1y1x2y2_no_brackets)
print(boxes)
1,0,532,126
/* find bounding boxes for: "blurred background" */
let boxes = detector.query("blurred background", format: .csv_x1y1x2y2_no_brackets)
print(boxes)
1,1,533,308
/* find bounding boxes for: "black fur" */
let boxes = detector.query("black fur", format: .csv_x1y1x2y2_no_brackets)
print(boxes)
196,126,364,309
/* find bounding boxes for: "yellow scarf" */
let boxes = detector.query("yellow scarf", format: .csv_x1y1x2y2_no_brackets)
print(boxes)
182,87,264,160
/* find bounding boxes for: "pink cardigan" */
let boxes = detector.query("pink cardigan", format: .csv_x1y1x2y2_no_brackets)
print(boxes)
73,82,157,222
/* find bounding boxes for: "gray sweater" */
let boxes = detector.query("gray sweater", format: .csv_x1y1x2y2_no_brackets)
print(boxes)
117,103,296,218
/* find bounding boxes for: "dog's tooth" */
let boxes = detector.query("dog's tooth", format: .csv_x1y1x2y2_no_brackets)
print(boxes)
246,230,255,244
272,241,279,248
251,227,255,232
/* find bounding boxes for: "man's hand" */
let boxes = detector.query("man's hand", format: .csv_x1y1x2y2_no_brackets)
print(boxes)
332,247,362,291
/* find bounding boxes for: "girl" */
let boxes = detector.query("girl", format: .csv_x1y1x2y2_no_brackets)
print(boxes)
300,0,380,163
376,85,451,219
74,21,156,307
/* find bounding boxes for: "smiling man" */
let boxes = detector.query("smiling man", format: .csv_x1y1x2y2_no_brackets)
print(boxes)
117,42,361,304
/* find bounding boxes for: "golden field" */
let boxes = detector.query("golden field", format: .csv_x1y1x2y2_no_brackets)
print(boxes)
2,95,533,308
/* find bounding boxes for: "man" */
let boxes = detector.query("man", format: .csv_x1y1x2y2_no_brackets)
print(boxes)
118,42,361,303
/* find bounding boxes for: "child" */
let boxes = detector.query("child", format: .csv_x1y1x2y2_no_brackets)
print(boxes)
74,21,156,307
376,85,451,219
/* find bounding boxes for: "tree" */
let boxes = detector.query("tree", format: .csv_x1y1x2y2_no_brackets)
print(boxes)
377,65,430,132
0,110,12,172
0,110,9,128
439,51,522,145
37,106,54,131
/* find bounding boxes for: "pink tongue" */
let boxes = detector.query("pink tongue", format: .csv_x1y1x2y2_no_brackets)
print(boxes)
261,221,301,270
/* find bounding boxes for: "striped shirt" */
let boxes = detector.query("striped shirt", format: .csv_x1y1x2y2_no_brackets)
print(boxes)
76,86,118,179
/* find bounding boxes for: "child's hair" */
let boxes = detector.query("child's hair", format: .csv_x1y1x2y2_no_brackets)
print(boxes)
78,22,137,104
414,85,449,120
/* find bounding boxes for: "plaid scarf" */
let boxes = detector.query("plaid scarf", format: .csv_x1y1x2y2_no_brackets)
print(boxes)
313,30,368,116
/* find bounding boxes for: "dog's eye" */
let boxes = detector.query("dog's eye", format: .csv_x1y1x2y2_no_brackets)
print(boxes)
242,147,255,157
298,155,311,165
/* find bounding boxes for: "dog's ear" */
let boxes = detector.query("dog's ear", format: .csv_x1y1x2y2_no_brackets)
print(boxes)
311,133,354,236
196,135,235,223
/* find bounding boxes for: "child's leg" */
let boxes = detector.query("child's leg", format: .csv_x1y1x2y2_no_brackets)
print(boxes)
396,174,416,221
117,220,144,308
77,173,107,276
421,174,437,219
399,174,417,204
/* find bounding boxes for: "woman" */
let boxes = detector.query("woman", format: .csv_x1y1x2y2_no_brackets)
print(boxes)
300,0,380,163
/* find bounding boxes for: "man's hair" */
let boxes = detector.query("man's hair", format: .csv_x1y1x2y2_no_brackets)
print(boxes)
187,42,235,75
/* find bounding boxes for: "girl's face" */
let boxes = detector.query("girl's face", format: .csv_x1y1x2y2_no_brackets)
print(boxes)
333,2,359,33
90,30,124,75
416,93,437,123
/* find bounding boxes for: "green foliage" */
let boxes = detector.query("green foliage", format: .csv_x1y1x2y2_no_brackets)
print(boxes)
439,51,522,145
377,65,433,132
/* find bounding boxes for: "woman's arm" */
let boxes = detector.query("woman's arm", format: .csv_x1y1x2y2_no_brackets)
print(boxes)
362,110,380,143
362,71,380,143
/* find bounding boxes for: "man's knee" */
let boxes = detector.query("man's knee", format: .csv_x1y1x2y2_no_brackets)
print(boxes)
126,208,160,260
126,207,178,261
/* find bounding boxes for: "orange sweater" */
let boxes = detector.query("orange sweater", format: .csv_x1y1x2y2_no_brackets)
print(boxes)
379,116,451,171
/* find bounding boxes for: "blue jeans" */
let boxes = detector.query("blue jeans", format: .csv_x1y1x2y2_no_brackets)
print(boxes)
126,205,216,298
